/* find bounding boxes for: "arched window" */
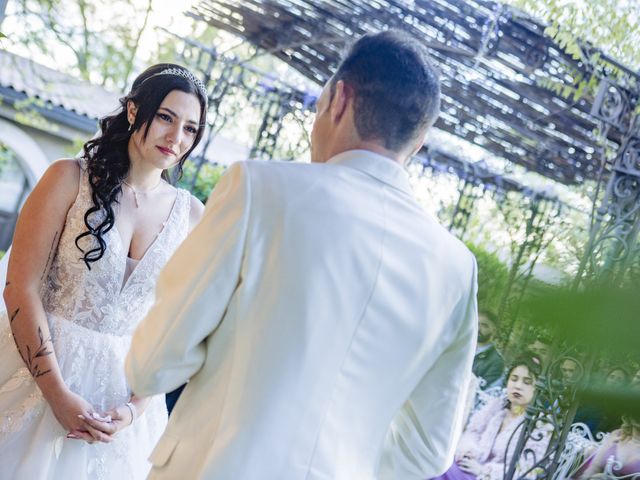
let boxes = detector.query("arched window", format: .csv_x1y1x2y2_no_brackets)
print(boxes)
0,119,49,254
0,143,30,251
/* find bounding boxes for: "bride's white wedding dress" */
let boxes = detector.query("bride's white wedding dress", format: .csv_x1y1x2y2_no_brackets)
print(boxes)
0,161,192,479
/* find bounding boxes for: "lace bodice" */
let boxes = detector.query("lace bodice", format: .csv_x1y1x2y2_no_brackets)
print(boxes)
41,161,191,336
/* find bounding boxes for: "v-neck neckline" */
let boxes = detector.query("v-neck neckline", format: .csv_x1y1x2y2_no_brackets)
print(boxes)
112,189,181,293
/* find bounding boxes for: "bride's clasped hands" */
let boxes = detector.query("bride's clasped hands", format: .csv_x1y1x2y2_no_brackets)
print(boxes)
68,397,150,444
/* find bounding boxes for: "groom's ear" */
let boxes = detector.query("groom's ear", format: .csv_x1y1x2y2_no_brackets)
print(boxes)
329,80,351,125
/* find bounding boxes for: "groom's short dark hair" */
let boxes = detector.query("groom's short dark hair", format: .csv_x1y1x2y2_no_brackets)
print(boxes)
330,29,441,152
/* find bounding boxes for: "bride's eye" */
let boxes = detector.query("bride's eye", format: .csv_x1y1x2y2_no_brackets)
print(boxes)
157,113,171,122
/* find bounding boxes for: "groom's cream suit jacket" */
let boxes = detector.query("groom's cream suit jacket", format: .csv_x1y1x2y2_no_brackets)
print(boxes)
126,150,478,480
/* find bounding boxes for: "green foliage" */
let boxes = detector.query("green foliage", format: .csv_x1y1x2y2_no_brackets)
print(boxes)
524,285,640,360
64,137,89,158
0,146,10,175
178,161,225,204
12,97,59,132
465,242,510,315
505,0,640,71
505,0,639,104
6,0,154,91
0,143,19,176
522,285,640,417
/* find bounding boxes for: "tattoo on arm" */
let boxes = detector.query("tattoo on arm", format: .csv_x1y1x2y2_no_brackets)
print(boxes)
4,281,9,287
5,232,59,380
40,231,60,283
11,326,53,379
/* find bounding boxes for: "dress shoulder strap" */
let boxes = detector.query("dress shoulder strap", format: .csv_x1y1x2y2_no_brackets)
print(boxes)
162,188,192,244
73,157,92,207
76,156,88,172
177,188,192,218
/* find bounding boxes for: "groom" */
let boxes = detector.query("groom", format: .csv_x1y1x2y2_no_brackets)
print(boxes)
126,30,478,480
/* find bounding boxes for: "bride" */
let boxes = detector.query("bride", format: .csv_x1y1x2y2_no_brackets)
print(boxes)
0,63,207,478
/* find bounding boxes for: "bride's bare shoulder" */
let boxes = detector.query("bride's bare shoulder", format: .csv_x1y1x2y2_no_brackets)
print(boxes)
47,158,81,180
32,158,82,207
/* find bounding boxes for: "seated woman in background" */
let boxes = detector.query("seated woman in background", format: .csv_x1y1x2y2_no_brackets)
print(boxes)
430,356,551,480
572,416,640,479
574,365,631,436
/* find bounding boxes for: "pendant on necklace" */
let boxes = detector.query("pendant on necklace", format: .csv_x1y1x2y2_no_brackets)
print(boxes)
123,179,161,208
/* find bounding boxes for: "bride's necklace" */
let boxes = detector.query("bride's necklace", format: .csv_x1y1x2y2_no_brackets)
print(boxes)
122,179,163,208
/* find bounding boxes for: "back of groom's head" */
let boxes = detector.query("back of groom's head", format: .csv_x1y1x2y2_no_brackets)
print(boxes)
330,29,441,153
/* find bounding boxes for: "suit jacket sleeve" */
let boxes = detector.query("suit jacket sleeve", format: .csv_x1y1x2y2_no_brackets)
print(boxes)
125,161,251,397
474,347,505,388
378,257,478,480
482,349,505,387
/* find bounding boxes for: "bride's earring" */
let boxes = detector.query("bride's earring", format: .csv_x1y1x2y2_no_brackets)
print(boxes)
128,122,133,132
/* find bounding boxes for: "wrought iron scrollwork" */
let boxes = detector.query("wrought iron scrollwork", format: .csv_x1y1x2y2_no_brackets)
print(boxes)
602,459,640,480
499,193,562,342
590,80,636,134
449,177,482,238
576,125,640,286
505,352,585,479
249,88,295,160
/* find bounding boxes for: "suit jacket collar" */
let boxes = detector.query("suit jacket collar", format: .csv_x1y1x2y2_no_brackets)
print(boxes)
326,149,412,194
476,343,495,355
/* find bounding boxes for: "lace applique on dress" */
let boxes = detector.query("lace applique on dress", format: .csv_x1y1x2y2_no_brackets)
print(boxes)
42,162,191,336
0,366,45,434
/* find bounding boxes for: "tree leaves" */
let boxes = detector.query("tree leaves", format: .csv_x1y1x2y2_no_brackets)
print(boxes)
505,0,639,107
505,0,640,70
5,0,155,91
178,162,225,203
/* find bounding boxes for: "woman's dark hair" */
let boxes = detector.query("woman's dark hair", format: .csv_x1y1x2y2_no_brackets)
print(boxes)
75,63,207,268
606,366,631,384
505,354,542,384
620,415,640,441
502,354,542,409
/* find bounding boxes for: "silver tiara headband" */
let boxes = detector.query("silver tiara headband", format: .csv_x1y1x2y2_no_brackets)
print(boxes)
144,67,208,100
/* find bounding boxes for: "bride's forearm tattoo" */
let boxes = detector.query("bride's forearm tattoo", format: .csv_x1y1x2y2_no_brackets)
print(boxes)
40,231,60,282
6,232,59,380
13,326,53,378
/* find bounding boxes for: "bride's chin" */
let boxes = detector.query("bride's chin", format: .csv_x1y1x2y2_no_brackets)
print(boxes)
151,158,178,171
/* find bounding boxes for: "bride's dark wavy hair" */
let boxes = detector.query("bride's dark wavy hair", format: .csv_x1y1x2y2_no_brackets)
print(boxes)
75,63,207,268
